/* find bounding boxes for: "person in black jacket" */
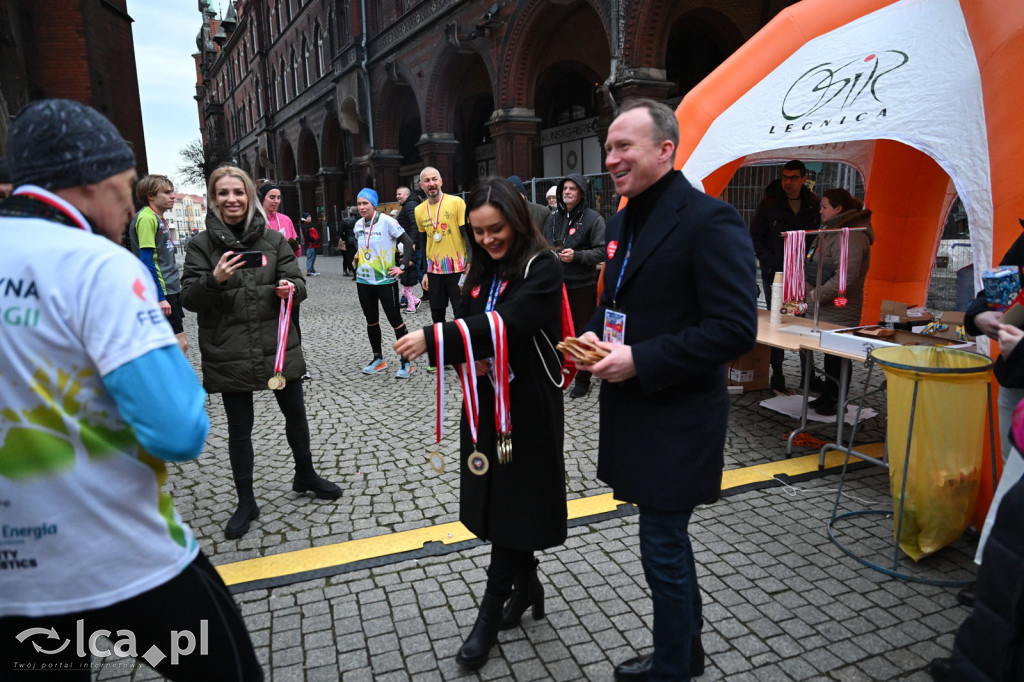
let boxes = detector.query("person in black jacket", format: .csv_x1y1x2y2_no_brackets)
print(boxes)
749,161,820,394
396,186,423,311
579,99,757,681
395,177,567,672
928,315,1024,682
339,208,358,277
965,220,1024,463
543,173,607,398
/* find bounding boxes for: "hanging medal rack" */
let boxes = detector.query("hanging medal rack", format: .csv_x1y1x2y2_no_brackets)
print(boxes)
784,227,871,333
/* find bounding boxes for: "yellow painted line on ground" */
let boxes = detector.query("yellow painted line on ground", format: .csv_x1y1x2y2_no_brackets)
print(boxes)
216,444,883,586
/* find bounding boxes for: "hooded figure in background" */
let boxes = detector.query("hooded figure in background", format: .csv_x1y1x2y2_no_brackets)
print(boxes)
542,173,606,398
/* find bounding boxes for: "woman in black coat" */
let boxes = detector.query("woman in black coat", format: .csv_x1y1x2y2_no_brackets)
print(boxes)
181,166,341,541
395,177,567,671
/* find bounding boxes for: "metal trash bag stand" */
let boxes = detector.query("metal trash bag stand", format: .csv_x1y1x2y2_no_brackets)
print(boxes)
827,347,997,586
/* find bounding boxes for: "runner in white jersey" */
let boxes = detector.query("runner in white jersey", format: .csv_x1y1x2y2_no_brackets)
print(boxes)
0,99,262,681
352,187,417,378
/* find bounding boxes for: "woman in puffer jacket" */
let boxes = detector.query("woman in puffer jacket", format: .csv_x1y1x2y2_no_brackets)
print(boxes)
181,166,341,540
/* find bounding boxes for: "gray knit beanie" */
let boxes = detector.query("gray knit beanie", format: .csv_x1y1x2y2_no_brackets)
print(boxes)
7,99,136,190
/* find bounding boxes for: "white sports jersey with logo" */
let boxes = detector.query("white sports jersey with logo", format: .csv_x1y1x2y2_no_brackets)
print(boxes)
0,196,198,617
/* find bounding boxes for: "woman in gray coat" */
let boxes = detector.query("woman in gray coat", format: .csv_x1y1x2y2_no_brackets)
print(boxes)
805,188,875,415
181,166,341,540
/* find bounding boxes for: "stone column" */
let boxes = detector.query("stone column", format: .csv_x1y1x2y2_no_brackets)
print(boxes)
415,134,461,189
488,108,541,179
296,175,319,221
318,166,346,253
611,67,673,104
372,149,404,202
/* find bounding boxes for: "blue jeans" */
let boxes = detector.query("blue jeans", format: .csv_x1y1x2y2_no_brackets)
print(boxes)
639,506,702,682
306,248,317,273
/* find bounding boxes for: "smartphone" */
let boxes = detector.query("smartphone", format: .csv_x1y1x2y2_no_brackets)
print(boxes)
237,251,264,269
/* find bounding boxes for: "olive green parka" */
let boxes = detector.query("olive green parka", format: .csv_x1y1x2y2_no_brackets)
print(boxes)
181,210,307,393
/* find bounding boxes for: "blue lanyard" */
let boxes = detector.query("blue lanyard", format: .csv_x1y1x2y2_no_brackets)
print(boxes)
611,233,634,310
485,276,504,312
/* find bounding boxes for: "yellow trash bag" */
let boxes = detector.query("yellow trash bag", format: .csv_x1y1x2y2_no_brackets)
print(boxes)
872,346,992,561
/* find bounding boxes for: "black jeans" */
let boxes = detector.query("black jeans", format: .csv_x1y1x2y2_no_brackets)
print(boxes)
221,380,311,480
0,552,262,681
639,506,702,682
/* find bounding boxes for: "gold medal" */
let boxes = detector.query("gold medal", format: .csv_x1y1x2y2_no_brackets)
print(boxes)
430,451,445,473
467,450,489,475
433,232,442,242
267,373,286,390
362,248,372,261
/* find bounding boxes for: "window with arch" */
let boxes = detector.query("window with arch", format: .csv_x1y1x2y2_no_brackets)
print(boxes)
291,47,299,96
302,37,310,88
275,0,282,34
281,58,289,102
314,24,324,79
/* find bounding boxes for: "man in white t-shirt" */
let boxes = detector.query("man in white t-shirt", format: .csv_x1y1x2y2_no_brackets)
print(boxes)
0,99,262,680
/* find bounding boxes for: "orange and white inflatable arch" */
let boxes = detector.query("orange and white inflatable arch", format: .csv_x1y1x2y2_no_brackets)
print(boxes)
674,0,1024,520
676,0,1024,327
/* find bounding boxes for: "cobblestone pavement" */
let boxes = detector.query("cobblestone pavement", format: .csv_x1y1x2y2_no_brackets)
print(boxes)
96,255,978,681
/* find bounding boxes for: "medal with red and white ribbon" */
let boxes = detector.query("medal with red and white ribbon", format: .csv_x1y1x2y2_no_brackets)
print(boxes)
268,281,294,390
782,230,807,315
430,323,446,473
455,319,489,475
486,311,512,463
834,227,850,307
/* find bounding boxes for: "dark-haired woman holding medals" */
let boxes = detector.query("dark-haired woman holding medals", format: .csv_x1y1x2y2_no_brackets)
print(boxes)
395,177,567,671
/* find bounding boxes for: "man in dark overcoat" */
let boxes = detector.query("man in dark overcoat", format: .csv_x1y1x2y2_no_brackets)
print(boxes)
580,98,758,681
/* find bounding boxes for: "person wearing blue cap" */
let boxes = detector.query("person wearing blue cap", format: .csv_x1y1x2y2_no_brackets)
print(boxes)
354,187,418,377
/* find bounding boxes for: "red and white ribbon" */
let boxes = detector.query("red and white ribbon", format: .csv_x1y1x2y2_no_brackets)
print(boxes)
273,281,295,374
783,230,806,304
835,227,850,307
434,323,445,444
455,319,480,445
486,311,511,436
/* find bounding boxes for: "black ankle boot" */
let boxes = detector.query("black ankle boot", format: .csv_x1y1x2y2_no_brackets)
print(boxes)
225,479,259,539
499,559,545,630
456,591,504,670
292,471,342,499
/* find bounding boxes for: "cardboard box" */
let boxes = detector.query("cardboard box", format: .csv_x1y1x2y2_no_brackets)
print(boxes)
879,299,933,330
819,325,969,359
728,343,770,391
932,311,973,341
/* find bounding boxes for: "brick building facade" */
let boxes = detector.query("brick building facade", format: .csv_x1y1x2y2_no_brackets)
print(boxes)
0,0,147,171
195,0,796,235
